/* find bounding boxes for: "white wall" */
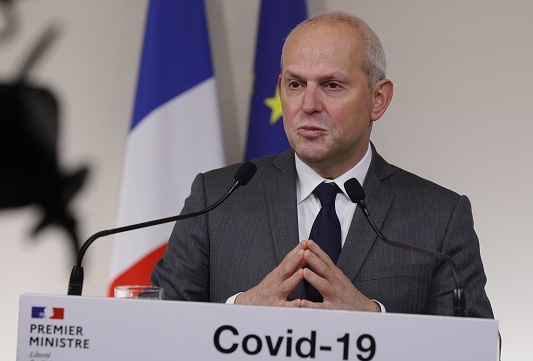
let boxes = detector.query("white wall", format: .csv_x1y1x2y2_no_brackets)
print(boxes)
1,1,531,359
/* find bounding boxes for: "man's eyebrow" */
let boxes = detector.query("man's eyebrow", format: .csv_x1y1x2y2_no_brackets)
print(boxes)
281,70,302,79
282,69,349,81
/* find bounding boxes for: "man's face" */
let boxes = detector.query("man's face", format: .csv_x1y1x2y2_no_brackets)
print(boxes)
279,22,377,178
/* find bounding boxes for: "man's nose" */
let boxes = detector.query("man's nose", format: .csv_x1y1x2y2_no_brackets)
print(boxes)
301,85,323,114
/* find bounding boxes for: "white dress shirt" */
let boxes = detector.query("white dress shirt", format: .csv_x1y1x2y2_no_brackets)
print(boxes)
295,145,371,244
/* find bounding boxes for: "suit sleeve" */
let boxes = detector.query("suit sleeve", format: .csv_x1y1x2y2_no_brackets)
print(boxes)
150,172,211,302
428,195,494,318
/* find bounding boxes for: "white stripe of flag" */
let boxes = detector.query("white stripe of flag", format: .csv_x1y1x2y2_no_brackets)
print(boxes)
107,0,224,295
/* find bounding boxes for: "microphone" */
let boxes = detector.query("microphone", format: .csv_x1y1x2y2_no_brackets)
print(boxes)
343,178,467,317
67,161,257,296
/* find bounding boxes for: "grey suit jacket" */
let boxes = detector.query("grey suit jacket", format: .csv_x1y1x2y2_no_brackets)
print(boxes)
151,146,493,318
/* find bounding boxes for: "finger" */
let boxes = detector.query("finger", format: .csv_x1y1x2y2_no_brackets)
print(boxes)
278,242,306,277
301,267,317,287
302,257,343,303
284,298,303,308
303,248,331,277
279,268,304,296
299,268,339,310
300,298,325,309
301,266,330,295
306,239,334,264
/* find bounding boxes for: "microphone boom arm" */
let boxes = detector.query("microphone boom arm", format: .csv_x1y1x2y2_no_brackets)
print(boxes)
358,199,466,317
343,177,467,317
68,161,257,296
73,179,240,269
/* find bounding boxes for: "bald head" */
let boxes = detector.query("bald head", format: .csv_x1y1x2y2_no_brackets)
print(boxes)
281,12,386,88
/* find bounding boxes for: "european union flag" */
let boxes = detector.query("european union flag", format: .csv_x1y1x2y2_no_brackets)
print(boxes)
244,0,307,160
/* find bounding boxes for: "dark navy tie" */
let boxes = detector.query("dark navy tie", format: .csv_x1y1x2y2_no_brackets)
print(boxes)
305,182,342,301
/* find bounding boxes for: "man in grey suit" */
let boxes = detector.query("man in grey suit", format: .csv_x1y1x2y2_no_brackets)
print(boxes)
151,12,493,318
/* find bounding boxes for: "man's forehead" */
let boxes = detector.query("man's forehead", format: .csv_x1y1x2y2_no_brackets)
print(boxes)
282,25,363,71
289,21,360,42
284,23,362,61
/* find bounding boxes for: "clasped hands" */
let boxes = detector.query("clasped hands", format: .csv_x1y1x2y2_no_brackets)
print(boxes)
235,240,380,312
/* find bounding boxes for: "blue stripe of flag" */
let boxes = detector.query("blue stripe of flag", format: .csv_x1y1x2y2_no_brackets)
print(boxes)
131,0,213,130
245,0,307,160
31,306,45,319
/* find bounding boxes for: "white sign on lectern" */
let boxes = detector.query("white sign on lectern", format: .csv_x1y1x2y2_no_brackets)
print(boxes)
17,294,498,361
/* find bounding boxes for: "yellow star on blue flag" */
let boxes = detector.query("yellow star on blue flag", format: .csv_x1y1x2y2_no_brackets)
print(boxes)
264,87,283,125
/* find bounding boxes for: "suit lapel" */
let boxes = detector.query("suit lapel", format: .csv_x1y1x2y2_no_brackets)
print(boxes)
260,147,394,296
263,151,300,264
337,146,395,282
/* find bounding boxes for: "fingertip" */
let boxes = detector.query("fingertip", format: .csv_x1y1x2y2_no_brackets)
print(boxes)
294,248,305,260
293,267,304,281
293,298,303,307
302,267,315,281
300,299,319,309
302,248,316,263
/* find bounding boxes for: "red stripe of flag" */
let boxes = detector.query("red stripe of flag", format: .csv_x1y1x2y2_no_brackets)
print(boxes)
107,243,167,296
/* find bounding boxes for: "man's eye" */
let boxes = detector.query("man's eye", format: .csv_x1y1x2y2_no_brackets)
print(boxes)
327,82,340,89
289,81,301,89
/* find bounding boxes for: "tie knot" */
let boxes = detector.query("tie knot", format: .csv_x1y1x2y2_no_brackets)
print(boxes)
313,182,340,207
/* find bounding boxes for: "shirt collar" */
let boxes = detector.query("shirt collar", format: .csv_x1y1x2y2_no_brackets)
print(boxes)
295,144,372,204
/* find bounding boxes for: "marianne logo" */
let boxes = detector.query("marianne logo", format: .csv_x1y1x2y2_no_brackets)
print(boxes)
31,306,64,320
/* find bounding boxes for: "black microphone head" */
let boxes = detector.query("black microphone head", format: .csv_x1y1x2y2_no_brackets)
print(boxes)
344,178,366,204
234,161,257,186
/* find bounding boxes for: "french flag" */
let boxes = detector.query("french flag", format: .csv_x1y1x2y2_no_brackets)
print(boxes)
107,0,225,295
32,307,64,320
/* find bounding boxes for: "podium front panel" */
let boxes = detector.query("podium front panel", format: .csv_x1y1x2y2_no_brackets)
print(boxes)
17,294,498,361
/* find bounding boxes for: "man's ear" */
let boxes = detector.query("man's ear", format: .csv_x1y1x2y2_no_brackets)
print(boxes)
370,79,393,122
